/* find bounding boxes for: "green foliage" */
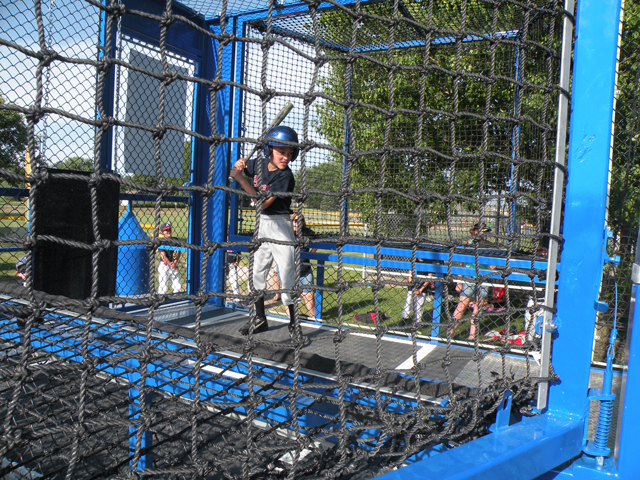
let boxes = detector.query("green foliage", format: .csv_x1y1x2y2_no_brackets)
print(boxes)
609,2,640,254
295,159,342,211
54,156,93,172
0,94,28,181
312,1,560,234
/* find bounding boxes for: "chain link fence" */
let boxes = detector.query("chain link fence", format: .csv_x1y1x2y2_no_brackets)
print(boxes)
597,1,640,366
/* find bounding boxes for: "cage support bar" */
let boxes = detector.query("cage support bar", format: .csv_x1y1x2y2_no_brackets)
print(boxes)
536,0,575,411
376,413,583,480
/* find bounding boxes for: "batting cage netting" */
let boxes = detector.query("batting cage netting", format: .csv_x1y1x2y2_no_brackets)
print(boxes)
0,0,570,478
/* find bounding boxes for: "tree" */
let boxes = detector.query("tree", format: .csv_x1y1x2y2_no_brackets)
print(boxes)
312,0,561,236
295,159,342,211
0,94,28,174
54,156,93,172
609,2,640,256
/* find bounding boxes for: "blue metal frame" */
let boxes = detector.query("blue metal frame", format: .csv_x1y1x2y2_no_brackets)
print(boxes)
546,0,622,419
98,1,117,172
616,274,640,476
200,23,235,302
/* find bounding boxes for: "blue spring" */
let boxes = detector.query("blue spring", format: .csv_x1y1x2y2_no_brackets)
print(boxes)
593,399,614,450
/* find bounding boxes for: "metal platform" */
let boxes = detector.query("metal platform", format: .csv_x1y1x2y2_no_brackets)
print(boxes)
125,301,537,396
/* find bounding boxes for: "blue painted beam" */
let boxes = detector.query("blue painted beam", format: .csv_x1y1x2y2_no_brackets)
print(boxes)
616,283,640,476
227,235,551,273
376,414,583,480
119,192,189,203
546,0,623,417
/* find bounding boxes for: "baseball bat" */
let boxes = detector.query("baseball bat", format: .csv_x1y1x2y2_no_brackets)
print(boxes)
228,102,294,184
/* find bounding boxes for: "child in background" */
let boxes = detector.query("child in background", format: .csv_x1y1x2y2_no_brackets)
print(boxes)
157,222,182,294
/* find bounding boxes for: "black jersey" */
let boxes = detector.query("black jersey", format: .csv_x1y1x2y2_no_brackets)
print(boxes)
159,248,178,263
245,157,295,216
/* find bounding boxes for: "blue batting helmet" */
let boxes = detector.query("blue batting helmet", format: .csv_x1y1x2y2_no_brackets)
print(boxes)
263,126,299,161
16,256,27,271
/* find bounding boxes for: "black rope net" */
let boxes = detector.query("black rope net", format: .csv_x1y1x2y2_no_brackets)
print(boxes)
0,0,568,478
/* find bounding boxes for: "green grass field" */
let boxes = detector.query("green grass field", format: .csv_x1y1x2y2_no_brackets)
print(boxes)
1,203,534,344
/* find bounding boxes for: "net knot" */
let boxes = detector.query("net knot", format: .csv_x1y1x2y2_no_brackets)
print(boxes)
303,92,317,106
151,296,167,310
194,294,209,308
107,2,127,17
31,167,50,187
163,69,179,85
88,172,102,187
314,55,328,68
159,12,175,29
38,48,58,67
208,133,226,146
200,184,215,199
206,242,220,257
333,330,348,343
23,236,37,251
13,367,27,381
158,182,174,197
261,37,275,49
93,238,111,253
335,282,349,294
258,88,276,102
148,236,161,252
152,123,167,140
97,56,113,74
31,301,45,319
99,116,116,131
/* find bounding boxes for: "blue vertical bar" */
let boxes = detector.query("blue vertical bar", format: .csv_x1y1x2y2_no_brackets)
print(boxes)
616,281,640,474
228,17,244,238
187,55,201,295
202,23,234,302
98,1,116,172
315,260,325,320
546,0,623,416
431,282,442,339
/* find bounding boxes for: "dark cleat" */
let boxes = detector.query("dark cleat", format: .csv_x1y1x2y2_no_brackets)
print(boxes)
239,317,268,335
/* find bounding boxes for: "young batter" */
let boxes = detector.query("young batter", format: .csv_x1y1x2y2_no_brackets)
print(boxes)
229,126,299,335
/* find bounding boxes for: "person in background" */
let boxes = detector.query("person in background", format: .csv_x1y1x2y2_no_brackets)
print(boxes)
451,222,493,340
157,222,182,294
272,213,317,318
402,265,434,323
16,255,27,286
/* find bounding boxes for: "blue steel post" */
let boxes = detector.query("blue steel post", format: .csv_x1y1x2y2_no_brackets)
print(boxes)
315,259,325,320
188,29,213,295
431,282,442,339
98,1,117,172
187,59,201,294
202,23,234,302
228,17,244,238
616,260,640,475
545,0,623,420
